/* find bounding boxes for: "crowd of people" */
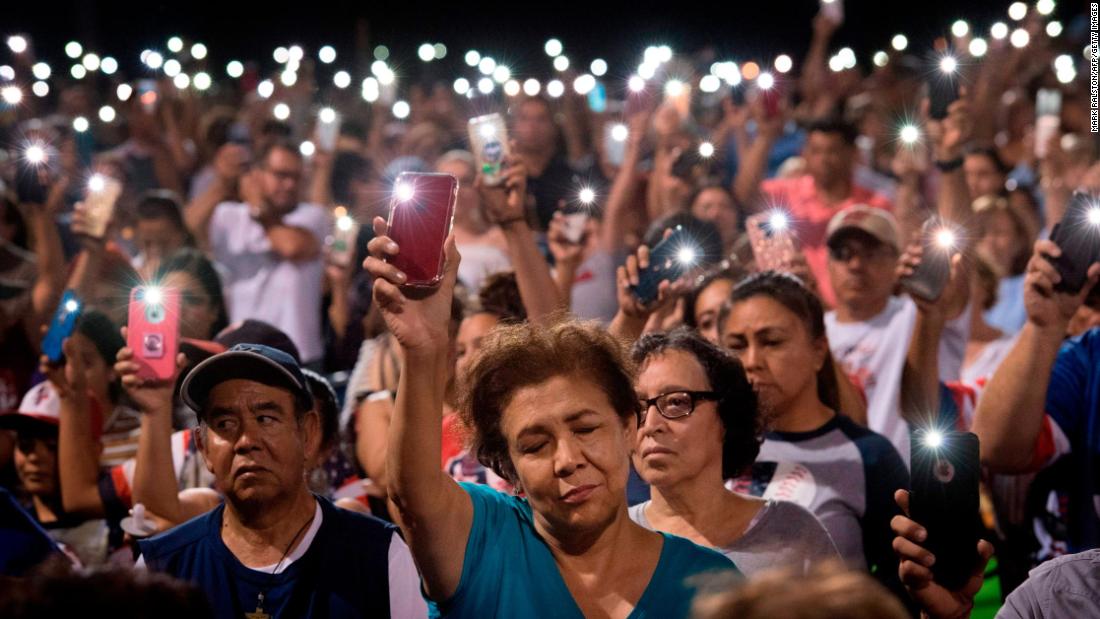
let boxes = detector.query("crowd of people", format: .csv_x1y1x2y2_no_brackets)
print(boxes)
1,2,1099,617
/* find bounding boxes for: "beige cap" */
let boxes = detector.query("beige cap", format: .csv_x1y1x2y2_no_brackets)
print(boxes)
825,205,900,252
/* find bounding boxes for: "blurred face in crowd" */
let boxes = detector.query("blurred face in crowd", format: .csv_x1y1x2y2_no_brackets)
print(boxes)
437,157,479,221
201,380,319,510
455,312,499,379
964,153,1005,199
691,188,738,249
513,99,556,156
69,332,115,407
261,147,303,214
803,131,854,190
160,270,219,340
14,428,59,498
827,231,898,315
633,351,723,488
692,278,735,344
722,296,827,414
977,210,1026,276
500,375,635,538
136,217,187,266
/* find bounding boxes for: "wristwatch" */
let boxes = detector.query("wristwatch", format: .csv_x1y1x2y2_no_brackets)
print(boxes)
933,157,964,172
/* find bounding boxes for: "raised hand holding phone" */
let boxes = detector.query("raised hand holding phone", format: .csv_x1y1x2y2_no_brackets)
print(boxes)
126,286,181,381
115,326,188,414
364,216,461,354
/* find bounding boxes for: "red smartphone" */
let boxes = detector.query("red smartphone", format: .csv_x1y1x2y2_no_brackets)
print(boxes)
127,285,180,381
385,172,459,288
761,83,781,119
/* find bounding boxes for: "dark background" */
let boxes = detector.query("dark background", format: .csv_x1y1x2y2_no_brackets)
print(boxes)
1,0,1064,81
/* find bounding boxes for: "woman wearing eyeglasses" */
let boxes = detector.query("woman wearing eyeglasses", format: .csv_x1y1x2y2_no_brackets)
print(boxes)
719,272,910,603
629,328,840,575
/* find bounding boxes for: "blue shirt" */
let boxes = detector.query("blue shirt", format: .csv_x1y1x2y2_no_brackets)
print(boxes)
430,482,734,618
139,497,398,619
985,274,1028,335
1043,328,1100,552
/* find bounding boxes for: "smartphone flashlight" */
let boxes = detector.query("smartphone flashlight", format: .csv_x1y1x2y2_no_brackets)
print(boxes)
757,72,776,90
939,56,958,74
768,210,790,232
934,228,957,250
610,123,629,142
337,215,355,231
579,187,596,204
479,122,497,139
664,79,685,97
698,141,715,158
88,173,106,192
900,124,920,145
395,182,415,202
319,107,337,124
64,299,80,313
1088,207,1100,226
143,286,164,307
922,429,944,449
676,246,698,266
24,143,47,165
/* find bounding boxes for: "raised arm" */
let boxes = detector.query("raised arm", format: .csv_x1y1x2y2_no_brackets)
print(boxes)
115,333,189,525
184,143,247,249
43,339,105,517
971,240,1100,472
363,218,472,602
600,113,649,255
899,242,967,426
479,157,564,325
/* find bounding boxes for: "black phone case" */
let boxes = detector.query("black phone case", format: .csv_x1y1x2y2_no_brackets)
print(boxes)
633,227,693,304
928,76,959,120
15,164,48,205
909,430,981,591
902,223,953,301
1048,194,1100,294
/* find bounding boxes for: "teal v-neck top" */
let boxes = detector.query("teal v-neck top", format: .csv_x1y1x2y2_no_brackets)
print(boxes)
428,482,737,618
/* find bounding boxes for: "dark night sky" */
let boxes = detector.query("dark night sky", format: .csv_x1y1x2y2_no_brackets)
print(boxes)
2,0,1067,81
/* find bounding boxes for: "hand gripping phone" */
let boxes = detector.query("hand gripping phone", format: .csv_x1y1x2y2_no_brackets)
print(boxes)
83,174,123,239
127,286,180,381
1047,192,1100,294
385,172,459,288
327,215,361,268
632,226,700,304
901,219,958,302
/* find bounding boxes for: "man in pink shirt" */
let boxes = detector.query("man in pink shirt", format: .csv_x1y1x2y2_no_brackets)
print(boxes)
741,118,893,307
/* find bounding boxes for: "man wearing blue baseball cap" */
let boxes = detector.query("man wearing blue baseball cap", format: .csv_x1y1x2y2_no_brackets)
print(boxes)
135,344,424,619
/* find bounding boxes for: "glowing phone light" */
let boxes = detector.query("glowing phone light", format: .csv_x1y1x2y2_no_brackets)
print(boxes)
934,228,957,249
88,174,106,192
144,286,164,307
395,182,415,202
25,144,47,165
769,211,790,232
1088,207,1100,226
64,299,79,312
579,187,596,204
900,124,920,144
698,142,715,158
677,247,698,265
337,215,355,231
923,430,944,448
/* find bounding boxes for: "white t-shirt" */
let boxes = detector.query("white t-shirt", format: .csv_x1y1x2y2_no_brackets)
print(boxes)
209,202,330,363
826,296,971,463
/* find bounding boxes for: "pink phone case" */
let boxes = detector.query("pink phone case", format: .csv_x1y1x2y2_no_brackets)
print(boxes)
746,213,797,272
127,286,180,381
386,173,459,287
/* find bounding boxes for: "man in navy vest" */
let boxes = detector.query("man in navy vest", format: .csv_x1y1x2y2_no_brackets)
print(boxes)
137,344,425,618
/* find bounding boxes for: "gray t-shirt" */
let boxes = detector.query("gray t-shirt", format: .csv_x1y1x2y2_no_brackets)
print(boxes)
629,498,840,576
997,549,1100,619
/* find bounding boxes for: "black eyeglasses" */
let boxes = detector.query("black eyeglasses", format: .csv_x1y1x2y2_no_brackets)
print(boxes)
638,390,721,422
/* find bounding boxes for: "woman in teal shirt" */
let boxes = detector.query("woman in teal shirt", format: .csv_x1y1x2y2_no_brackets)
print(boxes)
363,180,733,618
